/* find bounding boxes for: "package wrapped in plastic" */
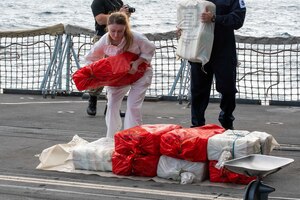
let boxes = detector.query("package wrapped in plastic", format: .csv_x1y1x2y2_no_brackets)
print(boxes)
215,151,233,169
72,51,149,90
114,124,182,156
176,0,216,65
207,130,261,161
72,137,114,172
180,172,197,184
111,152,133,176
157,155,208,184
209,160,256,185
160,124,225,162
112,151,160,177
250,131,280,155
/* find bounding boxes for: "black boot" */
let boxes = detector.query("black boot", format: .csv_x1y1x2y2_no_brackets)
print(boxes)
103,104,125,118
119,111,125,118
104,104,107,116
87,95,97,116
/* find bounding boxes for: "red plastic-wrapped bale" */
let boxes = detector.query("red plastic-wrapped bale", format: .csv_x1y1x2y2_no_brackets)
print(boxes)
72,51,149,90
111,152,133,176
132,154,160,177
160,124,225,162
114,124,182,156
112,151,160,177
209,160,256,185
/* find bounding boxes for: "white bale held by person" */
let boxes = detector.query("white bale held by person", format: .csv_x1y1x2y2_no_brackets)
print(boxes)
176,0,216,65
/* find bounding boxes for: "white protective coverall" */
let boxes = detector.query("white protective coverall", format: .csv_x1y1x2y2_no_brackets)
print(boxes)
84,31,156,138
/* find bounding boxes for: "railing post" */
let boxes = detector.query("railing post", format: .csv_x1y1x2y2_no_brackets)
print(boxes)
40,35,63,98
169,59,190,104
40,33,81,98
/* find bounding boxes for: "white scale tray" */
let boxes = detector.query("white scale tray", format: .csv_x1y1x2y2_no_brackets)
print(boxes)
224,154,294,178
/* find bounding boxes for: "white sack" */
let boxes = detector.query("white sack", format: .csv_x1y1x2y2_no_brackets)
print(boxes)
176,0,215,65
157,155,208,184
249,131,280,155
207,130,261,161
72,137,114,172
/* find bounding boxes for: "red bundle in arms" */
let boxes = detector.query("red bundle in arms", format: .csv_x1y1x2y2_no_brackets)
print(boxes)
72,51,149,90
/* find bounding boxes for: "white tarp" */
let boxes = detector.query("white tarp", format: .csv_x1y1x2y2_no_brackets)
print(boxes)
35,134,245,188
36,135,88,171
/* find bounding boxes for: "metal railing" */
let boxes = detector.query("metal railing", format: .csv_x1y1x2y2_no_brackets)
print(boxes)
0,24,299,105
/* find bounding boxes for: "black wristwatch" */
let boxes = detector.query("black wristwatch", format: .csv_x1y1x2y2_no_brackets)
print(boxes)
211,14,216,23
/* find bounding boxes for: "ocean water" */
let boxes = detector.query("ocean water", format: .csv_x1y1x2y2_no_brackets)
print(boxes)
0,0,299,37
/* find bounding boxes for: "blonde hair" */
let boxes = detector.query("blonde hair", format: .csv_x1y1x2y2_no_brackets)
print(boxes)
107,12,133,52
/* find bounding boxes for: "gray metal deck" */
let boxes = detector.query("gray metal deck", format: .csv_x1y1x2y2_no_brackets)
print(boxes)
0,94,299,200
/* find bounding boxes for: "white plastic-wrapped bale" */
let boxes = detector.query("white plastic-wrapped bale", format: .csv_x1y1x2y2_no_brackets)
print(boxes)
157,155,208,184
249,131,280,155
176,0,216,65
207,130,261,161
72,137,114,171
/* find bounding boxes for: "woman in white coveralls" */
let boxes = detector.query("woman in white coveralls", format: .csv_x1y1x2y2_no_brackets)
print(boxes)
84,12,156,138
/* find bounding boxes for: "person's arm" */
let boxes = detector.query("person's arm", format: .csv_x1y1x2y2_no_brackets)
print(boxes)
84,34,107,64
201,0,246,30
95,14,110,25
216,0,246,29
137,35,156,63
91,0,106,25
201,7,215,23
128,32,156,74
128,57,147,74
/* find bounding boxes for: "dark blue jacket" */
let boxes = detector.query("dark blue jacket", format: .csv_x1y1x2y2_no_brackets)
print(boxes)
208,0,246,65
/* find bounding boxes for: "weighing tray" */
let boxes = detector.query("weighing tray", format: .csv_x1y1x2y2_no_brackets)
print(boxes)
224,154,294,178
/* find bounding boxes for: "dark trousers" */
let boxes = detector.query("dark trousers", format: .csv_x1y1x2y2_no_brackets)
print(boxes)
88,35,104,97
189,61,236,129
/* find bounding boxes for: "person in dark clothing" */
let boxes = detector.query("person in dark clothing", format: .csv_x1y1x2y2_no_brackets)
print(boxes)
189,0,246,130
92,0,125,38
86,0,130,117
